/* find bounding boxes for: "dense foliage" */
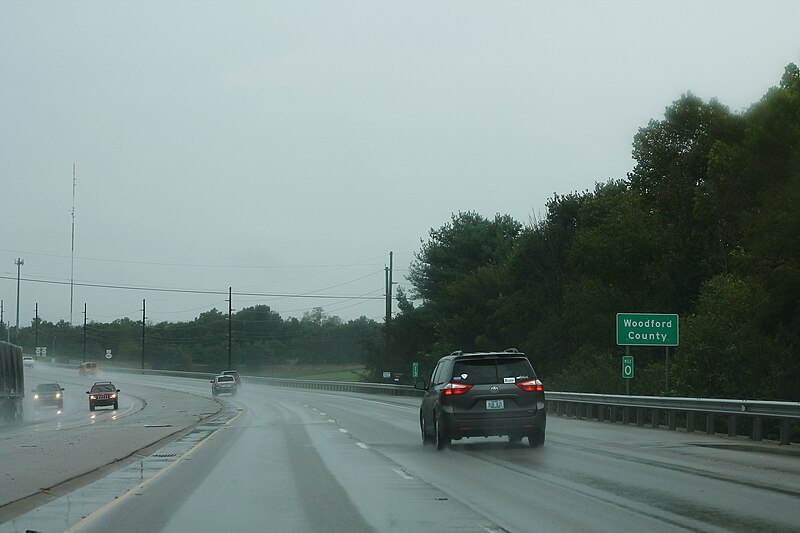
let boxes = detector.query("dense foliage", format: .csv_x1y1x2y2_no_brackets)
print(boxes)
375,64,800,400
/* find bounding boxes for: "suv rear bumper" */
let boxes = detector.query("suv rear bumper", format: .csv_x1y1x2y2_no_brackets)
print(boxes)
442,409,546,439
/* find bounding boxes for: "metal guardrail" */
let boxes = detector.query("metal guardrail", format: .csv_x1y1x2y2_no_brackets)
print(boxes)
546,392,800,445
55,363,800,445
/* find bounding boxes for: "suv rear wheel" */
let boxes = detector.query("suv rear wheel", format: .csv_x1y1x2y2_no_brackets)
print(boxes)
434,414,450,450
529,429,545,448
420,414,432,444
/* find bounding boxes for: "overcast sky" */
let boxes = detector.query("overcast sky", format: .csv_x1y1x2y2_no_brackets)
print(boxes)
1,1,798,329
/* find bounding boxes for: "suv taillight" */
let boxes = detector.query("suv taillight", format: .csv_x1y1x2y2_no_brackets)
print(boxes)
516,379,544,392
442,382,473,395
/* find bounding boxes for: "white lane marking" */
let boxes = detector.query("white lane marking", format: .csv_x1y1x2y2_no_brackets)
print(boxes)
355,442,369,449
63,408,244,532
319,412,326,416
327,419,336,423
392,467,414,480
339,428,349,433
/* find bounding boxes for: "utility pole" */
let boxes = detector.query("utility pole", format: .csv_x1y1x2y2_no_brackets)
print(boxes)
34,303,39,350
227,287,232,370
385,251,394,331
82,303,87,362
141,299,146,370
15,258,23,339
0,300,11,342
70,163,76,325
385,267,389,327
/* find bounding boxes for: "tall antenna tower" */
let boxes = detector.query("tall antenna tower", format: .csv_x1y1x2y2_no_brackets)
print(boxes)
70,163,76,325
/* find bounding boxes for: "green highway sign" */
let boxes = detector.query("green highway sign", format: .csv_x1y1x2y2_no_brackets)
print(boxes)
616,313,679,346
412,361,419,378
622,356,634,379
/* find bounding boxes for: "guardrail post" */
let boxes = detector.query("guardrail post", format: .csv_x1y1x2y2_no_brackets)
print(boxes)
651,409,659,428
668,411,676,431
706,413,715,434
576,403,583,420
728,415,737,437
622,407,629,425
636,408,644,427
686,412,695,433
752,417,762,441
780,420,790,445
610,406,617,424
598,405,605,422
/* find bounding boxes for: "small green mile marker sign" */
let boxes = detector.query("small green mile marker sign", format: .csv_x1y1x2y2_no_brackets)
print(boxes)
616,313,679,346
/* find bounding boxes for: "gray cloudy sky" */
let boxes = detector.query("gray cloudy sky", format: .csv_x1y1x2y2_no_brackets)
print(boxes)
1,1,798,328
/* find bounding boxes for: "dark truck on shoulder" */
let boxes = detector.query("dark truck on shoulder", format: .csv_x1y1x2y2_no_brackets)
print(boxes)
0,341,25,422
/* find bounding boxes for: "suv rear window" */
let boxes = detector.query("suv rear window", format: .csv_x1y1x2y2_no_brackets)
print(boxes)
452,358,534,385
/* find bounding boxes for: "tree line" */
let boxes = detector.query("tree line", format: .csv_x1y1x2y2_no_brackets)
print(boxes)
371,64,800,401
7,305,382,373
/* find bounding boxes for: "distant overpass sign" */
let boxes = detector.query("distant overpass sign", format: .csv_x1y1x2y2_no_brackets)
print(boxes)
616,313,679,346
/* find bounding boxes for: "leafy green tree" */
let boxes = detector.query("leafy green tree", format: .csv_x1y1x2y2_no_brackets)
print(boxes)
628,93,741,309
672,275,775,398
408,211,521,303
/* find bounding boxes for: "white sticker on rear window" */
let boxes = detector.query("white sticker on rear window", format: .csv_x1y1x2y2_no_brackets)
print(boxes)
503,377,515,384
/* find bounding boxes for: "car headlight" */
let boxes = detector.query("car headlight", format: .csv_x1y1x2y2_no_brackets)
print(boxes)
34,394,39,400
90,395,96,400
110,393,117,399
55,393,62,399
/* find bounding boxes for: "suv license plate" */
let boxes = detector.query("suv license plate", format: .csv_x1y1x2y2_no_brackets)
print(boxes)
486,399,504,410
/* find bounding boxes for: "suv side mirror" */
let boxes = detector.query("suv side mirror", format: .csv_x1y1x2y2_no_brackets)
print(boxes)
414,380,427,390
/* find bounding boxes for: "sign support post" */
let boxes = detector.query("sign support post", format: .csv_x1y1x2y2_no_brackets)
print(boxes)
625,346,631,395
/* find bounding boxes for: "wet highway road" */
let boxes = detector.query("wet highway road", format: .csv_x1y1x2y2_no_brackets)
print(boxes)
2,367,800,532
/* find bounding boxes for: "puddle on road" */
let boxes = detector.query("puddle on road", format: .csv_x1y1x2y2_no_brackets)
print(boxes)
0,404,240,533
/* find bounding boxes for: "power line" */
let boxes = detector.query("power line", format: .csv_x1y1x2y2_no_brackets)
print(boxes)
0,274,384,300
0,248,386,269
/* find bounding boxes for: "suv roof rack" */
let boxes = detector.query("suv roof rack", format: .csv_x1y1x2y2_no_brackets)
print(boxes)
452,350,527,358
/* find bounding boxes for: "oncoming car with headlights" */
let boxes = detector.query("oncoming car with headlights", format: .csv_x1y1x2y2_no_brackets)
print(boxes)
86,381,120,411
33,382,65,409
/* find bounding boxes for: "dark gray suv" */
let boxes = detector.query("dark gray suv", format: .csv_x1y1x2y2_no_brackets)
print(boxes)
417,349,546,449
